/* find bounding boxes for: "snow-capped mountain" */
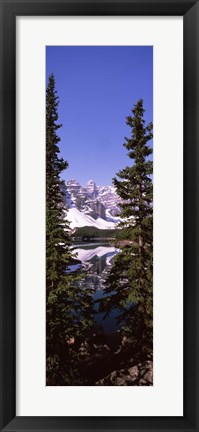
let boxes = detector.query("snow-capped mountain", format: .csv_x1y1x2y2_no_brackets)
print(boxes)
62,179,121,230
97,184,121,217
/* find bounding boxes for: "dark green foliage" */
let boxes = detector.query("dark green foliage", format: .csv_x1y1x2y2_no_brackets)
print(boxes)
73,226,119,239
46,74,94,385
99,99,153,354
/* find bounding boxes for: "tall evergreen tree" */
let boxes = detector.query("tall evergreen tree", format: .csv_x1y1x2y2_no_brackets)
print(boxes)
46,74,94,385
46,74,71,286
99,99,153,355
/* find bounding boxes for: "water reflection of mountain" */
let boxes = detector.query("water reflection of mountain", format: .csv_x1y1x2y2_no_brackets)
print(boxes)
73,244,119,287
75,245,119,265
72,243,120,332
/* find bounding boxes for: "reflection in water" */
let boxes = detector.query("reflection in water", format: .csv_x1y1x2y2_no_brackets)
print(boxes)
72,243,120,332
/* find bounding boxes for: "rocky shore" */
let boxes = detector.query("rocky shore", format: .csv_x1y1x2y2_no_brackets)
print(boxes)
76,331,153,386
95,360,153,386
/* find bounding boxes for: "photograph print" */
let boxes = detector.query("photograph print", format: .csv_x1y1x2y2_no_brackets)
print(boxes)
46,46,153,386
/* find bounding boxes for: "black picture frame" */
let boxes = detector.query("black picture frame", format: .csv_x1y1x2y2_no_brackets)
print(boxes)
0,0,198,431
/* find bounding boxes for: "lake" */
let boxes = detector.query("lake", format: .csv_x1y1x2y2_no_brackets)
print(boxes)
70,242,120,333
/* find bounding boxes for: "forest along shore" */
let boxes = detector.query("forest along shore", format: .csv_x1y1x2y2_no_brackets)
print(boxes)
67,241,153,386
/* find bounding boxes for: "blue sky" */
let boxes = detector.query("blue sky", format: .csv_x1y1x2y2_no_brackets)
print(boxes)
46,46,153,186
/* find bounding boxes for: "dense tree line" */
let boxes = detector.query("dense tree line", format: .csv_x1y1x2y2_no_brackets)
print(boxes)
72,226,119,239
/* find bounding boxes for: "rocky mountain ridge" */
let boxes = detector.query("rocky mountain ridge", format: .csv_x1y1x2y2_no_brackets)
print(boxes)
62,179,122,230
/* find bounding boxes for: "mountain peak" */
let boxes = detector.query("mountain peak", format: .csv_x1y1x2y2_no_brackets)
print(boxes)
66,179,80,186
86,179,96,186
85,179,97,196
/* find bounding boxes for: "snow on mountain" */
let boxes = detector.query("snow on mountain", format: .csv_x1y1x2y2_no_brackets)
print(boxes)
97,185,121,217
105,209,120,224
62,179,122,230
64,188,116,229
66,206,116,230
